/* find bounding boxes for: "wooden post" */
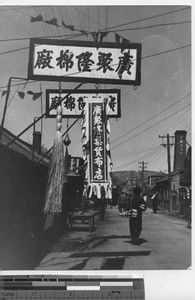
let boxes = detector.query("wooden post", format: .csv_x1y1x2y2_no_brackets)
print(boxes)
167,134,172,214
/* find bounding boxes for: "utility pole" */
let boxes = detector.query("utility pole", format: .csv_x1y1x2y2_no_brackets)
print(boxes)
131,171,134,189
159,134,175,213
138,161,148,191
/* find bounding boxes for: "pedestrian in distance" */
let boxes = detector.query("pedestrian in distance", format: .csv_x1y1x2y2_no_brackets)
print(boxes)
151,191,158,213
99,186,106,221
126,186,147,244
118,189,129,216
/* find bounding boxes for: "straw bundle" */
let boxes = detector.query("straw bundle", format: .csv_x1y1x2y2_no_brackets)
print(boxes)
44,103,65,214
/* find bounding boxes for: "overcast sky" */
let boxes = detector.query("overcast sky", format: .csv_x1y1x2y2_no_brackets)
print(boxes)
0,1,191,172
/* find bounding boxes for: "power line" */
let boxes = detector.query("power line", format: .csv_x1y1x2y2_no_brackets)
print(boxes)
147,147,166,168
161,107,191,135
0,5,190,55
111,103,191,151
0,46,30,56
73,6,104,29
0,6,36,13
111,93,191,145
30,43,191,78
112,20,190,33
0,80,38,90
100,6,190,32
0,81,84,153
1,11,35,38
113,145,161,158
113,149,154,171
143,44,190,60
113,144,161,168
0,19,191,43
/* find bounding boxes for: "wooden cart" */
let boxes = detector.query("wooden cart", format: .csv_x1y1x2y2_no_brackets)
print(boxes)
67,210,99,232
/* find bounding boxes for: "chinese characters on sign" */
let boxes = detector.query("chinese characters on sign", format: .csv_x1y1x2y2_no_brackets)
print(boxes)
28,39,141,85
46,90,121,118
90,102,107,182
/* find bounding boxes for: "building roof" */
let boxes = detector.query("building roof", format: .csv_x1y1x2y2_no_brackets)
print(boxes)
148,171,167,178
180,146,191,186
0,126,49,166
156,169,183,184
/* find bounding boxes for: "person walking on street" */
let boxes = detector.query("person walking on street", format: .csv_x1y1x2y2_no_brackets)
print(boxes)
118,190,129,216
126,186,147,244
151,191,158,213
99,187,106,221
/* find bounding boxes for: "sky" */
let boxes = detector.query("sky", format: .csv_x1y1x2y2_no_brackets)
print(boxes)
0,1,191,173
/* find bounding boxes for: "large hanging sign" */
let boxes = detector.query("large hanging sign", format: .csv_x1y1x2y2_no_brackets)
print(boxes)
46,89,121,118
81,98,112,199
28,38,141,85
90,102,107,183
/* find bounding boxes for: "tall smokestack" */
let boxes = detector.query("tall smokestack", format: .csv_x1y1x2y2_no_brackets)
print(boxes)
33,131,42,155
173,130,187,171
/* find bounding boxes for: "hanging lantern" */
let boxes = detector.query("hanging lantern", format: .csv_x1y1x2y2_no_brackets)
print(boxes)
64,133,71,146
63,119,71,146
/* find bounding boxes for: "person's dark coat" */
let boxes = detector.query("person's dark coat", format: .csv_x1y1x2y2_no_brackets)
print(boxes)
127,189,146,242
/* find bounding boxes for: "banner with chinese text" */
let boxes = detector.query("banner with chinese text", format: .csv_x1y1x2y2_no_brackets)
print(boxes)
89,102,107,183
81,98,112,199
46,89,121,118
28,39,141,85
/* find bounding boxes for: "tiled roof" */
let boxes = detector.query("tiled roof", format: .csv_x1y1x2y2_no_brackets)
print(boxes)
156,169,182,184
0,126,49,166
148,171,167,178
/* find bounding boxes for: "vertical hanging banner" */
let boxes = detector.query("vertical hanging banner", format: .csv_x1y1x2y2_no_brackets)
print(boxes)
90,102,107,183
81,98,112,199
28,38,141,85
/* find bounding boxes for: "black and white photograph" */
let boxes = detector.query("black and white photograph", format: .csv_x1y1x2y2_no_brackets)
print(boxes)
0,2,192,277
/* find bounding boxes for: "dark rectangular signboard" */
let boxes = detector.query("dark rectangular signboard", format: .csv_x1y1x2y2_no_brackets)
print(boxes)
46,89,121,118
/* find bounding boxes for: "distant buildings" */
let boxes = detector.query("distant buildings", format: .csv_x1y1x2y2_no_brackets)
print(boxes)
152,130,191,214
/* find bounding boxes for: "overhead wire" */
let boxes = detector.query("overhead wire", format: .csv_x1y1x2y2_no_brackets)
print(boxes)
1,11,35,37
144,143,163,168
73,6,101,29
0,42,187,75
0,6,36,13
0,6,191,159
160,106,191,134
6,81,23,108
0,20,190,43
112,20,190,33
35,6,48,39
113,147,161,171
43,6,55,38
0,82,84,153
111,103,191,151
147,147,166,169
114,141,161,166
1,5,189,30
77,6,85,41
99,6,190,32
0,7,189,58
111,93,191,145
114,148,162,171
113,145,161,158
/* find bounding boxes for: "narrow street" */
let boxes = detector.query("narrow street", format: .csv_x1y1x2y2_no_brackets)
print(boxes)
36,206,191,270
